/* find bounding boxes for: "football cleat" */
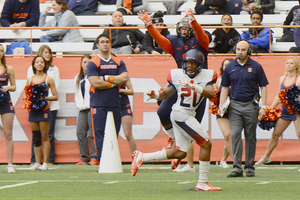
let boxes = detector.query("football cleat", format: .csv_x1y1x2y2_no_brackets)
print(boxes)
171,159,181,170
130,150,144,176
162,137,175,150
195,182,222,191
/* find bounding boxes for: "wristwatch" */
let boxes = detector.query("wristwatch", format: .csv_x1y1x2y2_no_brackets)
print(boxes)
261,106,267,110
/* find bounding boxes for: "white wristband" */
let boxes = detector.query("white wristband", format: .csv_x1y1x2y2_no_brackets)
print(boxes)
104,75,109,81
261,106,267,110
194,85,203,94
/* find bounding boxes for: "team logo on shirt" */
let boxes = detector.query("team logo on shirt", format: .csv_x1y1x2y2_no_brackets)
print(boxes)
248,68,252,72
100,65,117,69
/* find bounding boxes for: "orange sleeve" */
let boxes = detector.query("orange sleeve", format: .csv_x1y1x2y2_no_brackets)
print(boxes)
191,21,209,51
148,25,174,55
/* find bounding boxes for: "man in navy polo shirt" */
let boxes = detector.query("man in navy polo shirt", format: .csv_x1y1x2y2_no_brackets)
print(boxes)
218,40,268,178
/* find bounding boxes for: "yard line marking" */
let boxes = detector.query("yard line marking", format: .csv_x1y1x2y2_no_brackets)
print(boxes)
140,167,170,169
257,182,271,185
178,181,194,184
0,181,38,190
104,181,121,184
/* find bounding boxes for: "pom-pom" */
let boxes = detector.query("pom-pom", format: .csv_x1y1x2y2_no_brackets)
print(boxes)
258,107,281,131
209,89,220,115
285,85,300,113
23,83,48,111
0,89,7,104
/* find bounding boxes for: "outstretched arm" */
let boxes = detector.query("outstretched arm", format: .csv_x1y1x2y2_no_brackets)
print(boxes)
138,11,173,55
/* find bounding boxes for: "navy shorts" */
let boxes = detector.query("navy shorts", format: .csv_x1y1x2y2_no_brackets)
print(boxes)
0,94,15,114
120,94,132,117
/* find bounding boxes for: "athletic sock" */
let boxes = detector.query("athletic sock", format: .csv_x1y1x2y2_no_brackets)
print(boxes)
198,161,210,183
165,128,175,139
143,150,168,161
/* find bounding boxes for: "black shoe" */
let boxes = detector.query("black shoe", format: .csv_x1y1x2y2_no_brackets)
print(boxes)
246,171,255,177
227,171,244,178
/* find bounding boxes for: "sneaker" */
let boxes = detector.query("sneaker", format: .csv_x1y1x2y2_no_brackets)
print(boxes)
130,150,144,176
219,161,230,169
28,163,41,171
171,159,181,170
75,160,87,165
89,159,100,165
255,157,271,166
7,164,15,173
174,164,195,172
162,137,174,150
38,163,48,171
195,181,222,191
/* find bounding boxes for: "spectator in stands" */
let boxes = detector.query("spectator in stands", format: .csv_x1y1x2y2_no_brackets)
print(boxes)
195,0,228,15
27,45,60,165
241,0,275,14
288,28,300,53
163,1,185,15
210,14,240,53
144,11,170,54
39,0,84,42
92,11,144,54
0,0,40,33
278,1,300,43
240,9,273,53
227,0,243,14
99,0,116,4
116,0,148,15
74,54,99,166
66,0,98,15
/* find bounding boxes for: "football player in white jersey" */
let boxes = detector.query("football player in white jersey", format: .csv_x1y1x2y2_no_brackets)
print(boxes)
130,49,222,191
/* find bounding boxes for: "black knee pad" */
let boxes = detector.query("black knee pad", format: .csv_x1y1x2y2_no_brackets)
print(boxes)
32,131,42,147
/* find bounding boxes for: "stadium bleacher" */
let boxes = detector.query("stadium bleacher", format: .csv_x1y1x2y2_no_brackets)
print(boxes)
0,0,298,54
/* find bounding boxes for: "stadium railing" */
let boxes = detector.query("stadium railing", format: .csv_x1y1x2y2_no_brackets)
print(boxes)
0,24,297,55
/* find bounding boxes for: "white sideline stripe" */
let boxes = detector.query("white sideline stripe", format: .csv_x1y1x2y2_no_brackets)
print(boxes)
16,167,58,170
0,181,38,190
1,180,300,183
256,167,298,169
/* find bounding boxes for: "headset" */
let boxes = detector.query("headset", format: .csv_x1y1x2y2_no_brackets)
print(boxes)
233,39,253,56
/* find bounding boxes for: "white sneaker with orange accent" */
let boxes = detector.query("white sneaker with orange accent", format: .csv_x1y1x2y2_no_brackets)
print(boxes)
171,159,181,170
130,150,144,176
162,137,174,150
195,182,222,191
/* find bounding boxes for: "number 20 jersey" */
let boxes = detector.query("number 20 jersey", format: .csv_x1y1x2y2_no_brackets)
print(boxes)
167,69,217,116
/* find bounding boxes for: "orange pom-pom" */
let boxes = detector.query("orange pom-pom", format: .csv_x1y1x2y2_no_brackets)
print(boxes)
23,84,34,110
209,89,220,105
209,104,219,115
278,89,297,114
